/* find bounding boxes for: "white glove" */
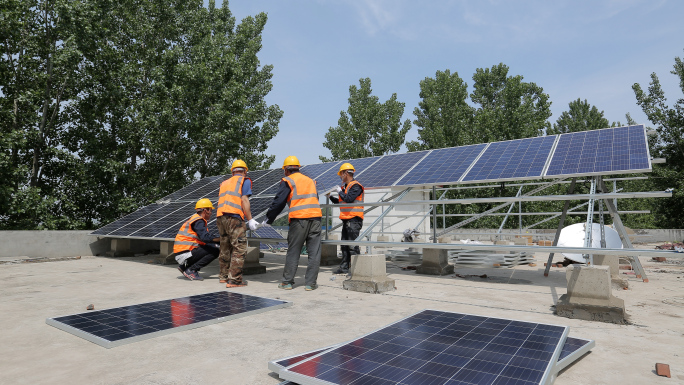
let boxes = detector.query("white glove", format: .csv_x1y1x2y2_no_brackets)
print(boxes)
258,220,268,229
247,218,259,231
335,185,343,193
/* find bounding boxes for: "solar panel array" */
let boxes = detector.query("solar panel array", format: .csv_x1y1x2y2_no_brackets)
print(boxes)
280,309,574,385
92,125,651,240
47,291,291,348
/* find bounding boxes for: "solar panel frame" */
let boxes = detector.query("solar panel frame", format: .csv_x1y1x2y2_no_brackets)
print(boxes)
356,151,430,189
544,125,651,178
46,291,292,349
269,345,339,373
280,309,569,385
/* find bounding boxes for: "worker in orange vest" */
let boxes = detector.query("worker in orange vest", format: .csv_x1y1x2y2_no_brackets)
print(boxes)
216,159,260,288
327,162,364,275
173,198,220,281
265,155,322,291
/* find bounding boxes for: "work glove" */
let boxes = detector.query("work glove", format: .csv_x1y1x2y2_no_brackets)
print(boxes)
247,218,259,231
335,185,343,193
260,220,268,228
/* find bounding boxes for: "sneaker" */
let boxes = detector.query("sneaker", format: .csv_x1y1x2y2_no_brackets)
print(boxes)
219,278,227,283
182,269,203,281
278,282,293,290
305,284,318,291
332,267,349,275
226,281,247,288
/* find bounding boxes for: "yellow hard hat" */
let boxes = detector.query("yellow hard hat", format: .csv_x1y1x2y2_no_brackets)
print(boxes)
338,162,355,176
282,155,300,169
231,159,248,172
195,198,214,210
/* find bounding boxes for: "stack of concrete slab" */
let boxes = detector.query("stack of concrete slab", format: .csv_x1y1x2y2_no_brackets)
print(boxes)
448,249,535,268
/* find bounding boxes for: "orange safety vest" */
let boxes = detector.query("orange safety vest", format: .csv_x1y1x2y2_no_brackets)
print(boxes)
283,172,322,220
217,175,251,219
173,214,207,253
339,180,364,220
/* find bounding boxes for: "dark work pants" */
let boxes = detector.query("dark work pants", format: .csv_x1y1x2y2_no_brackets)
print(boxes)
185,244,219,272
283,219,322,286
341,217,363,266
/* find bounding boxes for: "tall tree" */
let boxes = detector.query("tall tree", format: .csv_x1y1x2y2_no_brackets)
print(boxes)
633,49,684,228
471,63,552,142
548,98,610,135
406,69,474,151
320,78,411,162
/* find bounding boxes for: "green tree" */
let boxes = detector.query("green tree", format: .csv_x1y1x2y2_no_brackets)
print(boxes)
633,50,684,228
471,63,552,142
548,98,610,135
320,77,411,161
406,69,474,151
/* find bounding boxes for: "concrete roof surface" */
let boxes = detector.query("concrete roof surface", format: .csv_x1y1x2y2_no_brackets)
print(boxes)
1,248,683,384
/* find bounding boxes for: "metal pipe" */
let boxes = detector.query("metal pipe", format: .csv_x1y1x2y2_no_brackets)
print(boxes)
432,186,437,243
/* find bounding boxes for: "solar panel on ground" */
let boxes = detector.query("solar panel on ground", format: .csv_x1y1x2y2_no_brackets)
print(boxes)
314,156,383,194
47,291,291,348
251,226,288,249
357,151,429,188
544,125,650,177
396,144,488,186
91,203,167,236
462,136,557,183
280,309,568,385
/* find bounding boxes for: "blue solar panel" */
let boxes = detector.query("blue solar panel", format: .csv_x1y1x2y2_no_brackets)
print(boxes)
253,169,287,196
91,203,168,236
47,291,291,348
462,136,557,183
107,202,188,237
357,151,429,188
280,310,568,385
314,156,383,194
396,144,487,186
545,125,650,177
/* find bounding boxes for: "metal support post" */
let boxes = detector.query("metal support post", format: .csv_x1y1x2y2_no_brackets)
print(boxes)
432,186,438,243
599,179,648,282
582,178,596,265
544,178,577,277
325,195,330,240
498,187,523,238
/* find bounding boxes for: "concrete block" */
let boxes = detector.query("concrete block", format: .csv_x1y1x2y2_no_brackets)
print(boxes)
105,238,133,258
416,248,454,276
438,236,451,244
242,246,266,275
555,265,626,324
157,241,176,265
321,234,342,266
343,254,395,294
512,238,528,246
374,235,390,250
494,240,514,254
593,255,619,277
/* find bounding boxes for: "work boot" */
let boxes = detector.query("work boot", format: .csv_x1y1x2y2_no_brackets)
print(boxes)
332,262,349,275
182,269,203,281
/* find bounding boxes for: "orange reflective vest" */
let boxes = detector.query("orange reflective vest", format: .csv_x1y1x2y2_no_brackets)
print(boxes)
339,180,364,220
283,172,322,220
217,175,251,219
173,214,206,253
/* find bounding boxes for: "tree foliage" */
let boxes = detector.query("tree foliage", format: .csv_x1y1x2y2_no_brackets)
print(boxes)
320,78,411,162
548,98,610,135
633,50,684,228
0,0,281,229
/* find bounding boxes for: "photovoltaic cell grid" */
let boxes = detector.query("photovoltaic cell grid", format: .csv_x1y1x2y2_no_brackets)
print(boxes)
462,136,558,183
357,151,429,188
252,226,288,249
545,125,650,177
280,309,568,385
301,162,341,192
396,144,488,186
271,336,594,384
253,169,286,196
47,291,292,348
91,203,166,236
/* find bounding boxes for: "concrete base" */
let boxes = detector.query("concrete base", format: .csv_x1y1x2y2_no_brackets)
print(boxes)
555,265,627,324
594,254,629,290
437,236,451,243
321,234,342,266
242,246,266,275
343,254,395,294
157,242,175,265
105,239,133,258
416,248,454,276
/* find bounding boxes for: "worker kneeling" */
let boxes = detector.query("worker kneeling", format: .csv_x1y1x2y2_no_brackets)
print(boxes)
174,198,221,281
328,162,364,275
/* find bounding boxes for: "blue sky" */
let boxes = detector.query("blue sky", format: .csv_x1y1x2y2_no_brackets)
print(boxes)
220,0,684,167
